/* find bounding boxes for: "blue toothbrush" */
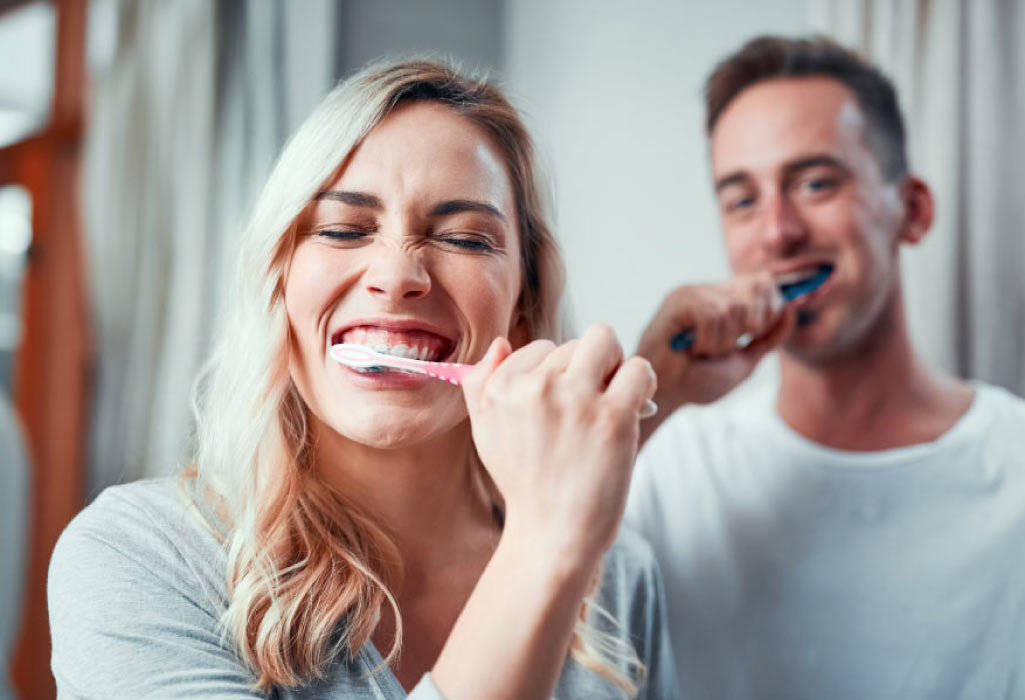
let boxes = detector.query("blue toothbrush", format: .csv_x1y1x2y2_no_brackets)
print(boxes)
669,265,833,352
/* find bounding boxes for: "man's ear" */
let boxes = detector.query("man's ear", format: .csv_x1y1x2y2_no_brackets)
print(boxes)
899,176,935,246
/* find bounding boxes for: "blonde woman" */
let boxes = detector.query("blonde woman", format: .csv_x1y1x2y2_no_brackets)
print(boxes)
48,59,679,699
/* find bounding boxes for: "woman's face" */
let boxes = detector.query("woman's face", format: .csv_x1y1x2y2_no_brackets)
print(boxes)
285,101,524,449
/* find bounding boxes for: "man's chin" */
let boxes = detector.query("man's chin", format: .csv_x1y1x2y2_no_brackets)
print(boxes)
795,309,818,327
782,314,847,366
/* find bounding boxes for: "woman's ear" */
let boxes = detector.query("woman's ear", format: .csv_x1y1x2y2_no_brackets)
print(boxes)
899,176,935,246
507,311,531,349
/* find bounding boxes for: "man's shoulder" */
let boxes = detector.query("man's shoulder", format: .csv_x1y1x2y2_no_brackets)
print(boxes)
971,382,1025,452
975,382,1025,419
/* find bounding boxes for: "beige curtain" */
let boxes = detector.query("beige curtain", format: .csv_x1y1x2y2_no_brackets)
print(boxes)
809,0,1025,395
84,0,337,492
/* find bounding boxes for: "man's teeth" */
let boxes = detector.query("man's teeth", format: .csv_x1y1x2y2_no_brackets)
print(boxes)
777,268,823,285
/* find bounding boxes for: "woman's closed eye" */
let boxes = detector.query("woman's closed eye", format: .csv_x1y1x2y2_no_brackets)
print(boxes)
432,231,498,253
317,228,373,244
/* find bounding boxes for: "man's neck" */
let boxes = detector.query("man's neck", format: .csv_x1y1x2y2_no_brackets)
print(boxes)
777,294,974,451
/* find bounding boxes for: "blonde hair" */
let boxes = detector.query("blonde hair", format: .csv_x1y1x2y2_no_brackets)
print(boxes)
187,57,643,695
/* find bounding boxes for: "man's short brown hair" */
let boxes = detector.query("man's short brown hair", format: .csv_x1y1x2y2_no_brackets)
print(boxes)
705,35,908,182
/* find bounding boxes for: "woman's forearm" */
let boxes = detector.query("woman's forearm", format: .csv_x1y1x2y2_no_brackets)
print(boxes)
430,523,599,700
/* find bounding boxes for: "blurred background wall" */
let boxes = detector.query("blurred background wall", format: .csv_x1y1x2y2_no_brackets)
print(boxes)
1,0,1022,697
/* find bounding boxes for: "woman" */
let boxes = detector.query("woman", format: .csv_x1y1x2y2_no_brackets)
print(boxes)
49,59,678,699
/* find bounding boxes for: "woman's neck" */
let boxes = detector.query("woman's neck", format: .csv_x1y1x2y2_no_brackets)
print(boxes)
311,420,497,565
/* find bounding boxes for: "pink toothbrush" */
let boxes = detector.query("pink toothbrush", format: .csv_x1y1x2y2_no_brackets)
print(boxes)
330,343,657,418
331,343,474,384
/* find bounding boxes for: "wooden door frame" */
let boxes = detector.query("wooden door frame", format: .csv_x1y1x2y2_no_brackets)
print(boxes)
1,1,89,698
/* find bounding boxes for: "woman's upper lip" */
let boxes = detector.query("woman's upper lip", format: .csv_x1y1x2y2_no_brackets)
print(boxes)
329,317,457,346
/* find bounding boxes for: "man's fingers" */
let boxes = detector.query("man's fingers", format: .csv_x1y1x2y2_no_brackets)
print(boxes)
742,307,796,362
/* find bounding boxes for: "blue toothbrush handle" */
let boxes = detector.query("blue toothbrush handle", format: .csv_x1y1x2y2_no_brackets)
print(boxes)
669,329,696,352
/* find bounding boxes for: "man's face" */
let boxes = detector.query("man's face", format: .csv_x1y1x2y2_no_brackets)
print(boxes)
711,77,907,364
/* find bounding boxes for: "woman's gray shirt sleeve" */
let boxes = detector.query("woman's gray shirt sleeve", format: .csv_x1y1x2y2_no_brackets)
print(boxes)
48,485,270,699
49,480,681,699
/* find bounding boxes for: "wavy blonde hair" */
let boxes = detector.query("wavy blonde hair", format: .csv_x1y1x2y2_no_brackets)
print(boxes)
186,57,644,695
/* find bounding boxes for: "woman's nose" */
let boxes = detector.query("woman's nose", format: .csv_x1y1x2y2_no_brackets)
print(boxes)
362,244,431,300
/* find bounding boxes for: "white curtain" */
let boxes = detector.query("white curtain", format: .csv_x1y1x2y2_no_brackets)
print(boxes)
84,0,336,492
809,0,1025,395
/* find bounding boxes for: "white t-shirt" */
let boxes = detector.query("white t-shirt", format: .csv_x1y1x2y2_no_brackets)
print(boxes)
625,380,1025,699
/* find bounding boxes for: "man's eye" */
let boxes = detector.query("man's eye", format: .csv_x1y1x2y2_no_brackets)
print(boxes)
800,177,837,194
727,196,755,212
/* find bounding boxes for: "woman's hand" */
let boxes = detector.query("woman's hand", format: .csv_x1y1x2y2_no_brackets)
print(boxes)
461,323,657,567
431,325,654,700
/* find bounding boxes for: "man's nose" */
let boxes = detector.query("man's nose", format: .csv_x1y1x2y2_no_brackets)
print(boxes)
761,192,809,255
363,243,431,301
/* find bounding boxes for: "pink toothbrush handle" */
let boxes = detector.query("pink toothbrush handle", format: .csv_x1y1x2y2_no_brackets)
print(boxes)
419,361,475,385
330,344,656,415
390,360,653,415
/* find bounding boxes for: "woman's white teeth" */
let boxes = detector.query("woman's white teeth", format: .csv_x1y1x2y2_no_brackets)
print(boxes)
379,343,436,361
339,328,445,361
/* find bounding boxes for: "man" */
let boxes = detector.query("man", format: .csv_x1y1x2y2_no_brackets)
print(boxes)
627,36,1025,699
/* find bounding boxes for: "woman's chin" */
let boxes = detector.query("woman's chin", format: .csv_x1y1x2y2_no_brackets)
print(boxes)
323,407,468,451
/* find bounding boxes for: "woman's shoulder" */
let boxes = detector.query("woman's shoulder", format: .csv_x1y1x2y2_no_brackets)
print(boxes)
555,531,680,699
594,529,667,651
55,477,221,558
49,477,229,618
601,528,661,597
48,478,253,697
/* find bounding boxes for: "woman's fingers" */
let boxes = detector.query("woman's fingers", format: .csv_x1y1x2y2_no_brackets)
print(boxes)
537,338,579,375
462,337,512,410
492,338,558,380
606,355,658,416
566,324,623,388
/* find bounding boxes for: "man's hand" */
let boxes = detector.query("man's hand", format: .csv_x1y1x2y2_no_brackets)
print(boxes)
636,272,795,445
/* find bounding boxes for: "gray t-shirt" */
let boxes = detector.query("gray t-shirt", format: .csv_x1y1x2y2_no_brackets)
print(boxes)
49,478,680,699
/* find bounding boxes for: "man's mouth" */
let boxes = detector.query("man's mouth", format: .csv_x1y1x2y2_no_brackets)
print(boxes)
330,326,457,370
776,263,834,302
775,263,834,287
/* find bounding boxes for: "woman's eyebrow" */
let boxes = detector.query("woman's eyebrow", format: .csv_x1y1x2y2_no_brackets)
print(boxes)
314,190,382,209
430,199,506,221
